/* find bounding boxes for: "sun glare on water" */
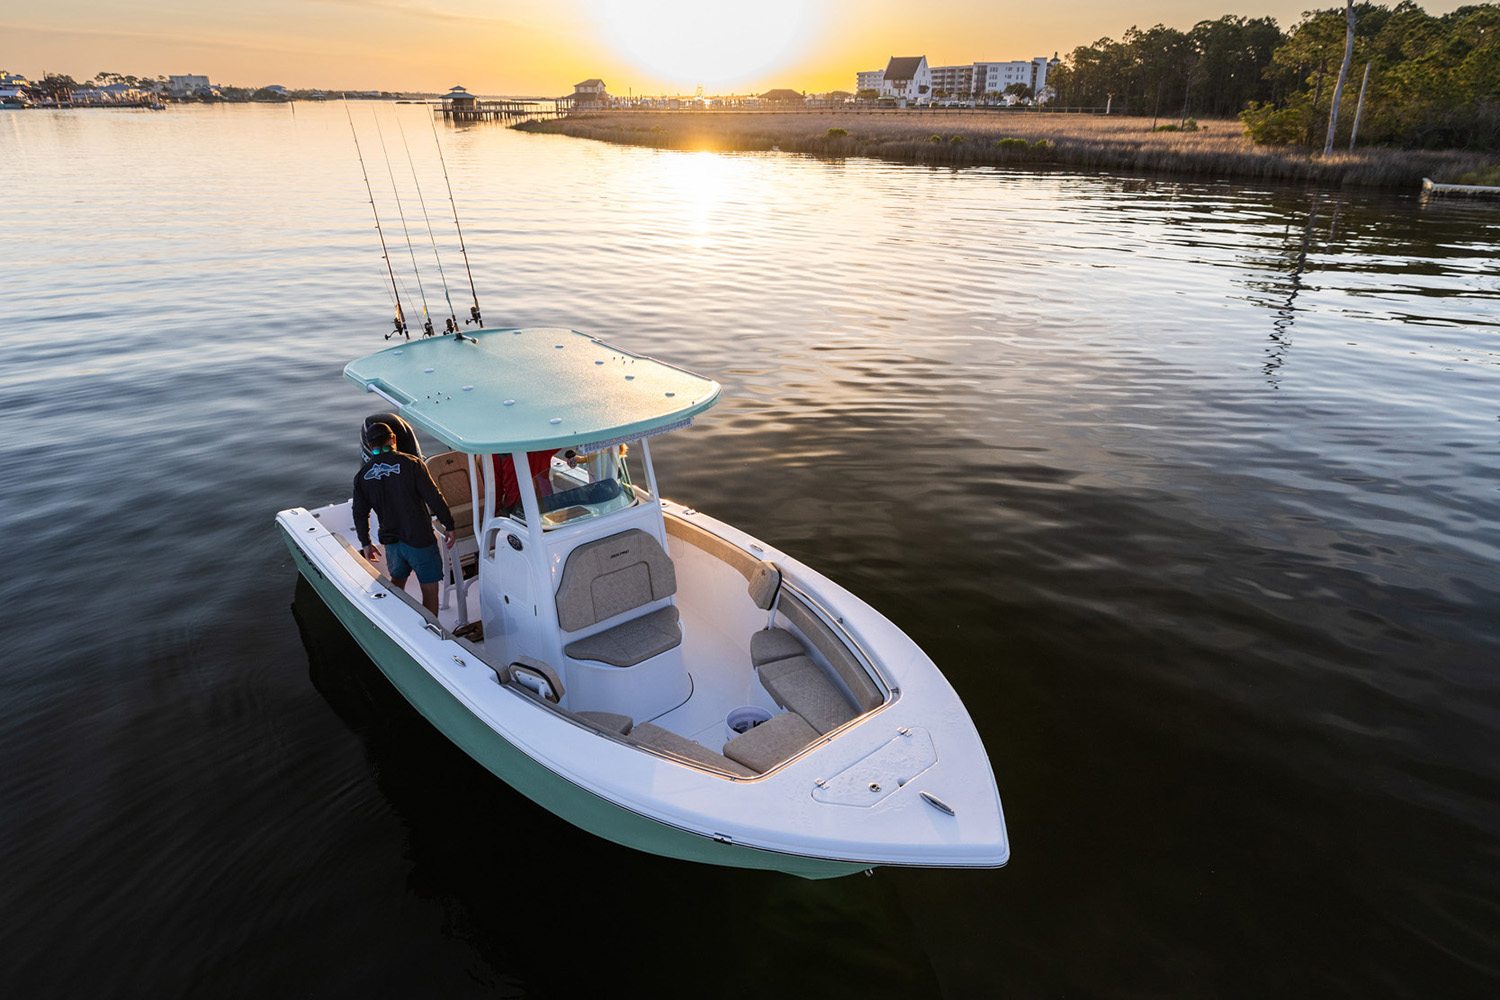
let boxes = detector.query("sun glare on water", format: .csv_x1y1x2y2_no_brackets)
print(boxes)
584,0,823,91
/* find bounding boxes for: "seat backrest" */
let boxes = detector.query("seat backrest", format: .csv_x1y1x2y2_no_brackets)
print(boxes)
555,528,677,632
427,450,480,534
747,560,781,611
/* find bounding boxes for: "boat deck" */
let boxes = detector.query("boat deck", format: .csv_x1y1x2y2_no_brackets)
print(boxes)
306,499,773,750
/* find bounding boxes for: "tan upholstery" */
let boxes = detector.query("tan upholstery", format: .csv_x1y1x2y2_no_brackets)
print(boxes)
564,605,682,667
427,451,482,534
723,712,821,773
747,560,781,611
665,515,763,582
750,628,805,667
555,529,677,633
630,723,755,777
758,655,856,735
577,711,634,735
664,512,883,716
510,656,565,702
777,593,884,713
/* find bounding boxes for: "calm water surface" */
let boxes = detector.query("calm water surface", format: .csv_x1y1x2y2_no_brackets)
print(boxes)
2,104,1498,998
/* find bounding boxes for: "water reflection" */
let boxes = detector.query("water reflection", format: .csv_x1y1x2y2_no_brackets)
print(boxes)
1,104,1497,998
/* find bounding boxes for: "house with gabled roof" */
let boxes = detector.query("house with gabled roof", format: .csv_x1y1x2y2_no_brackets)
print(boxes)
758,88,805,106
572,78,609,107
880,56,931,105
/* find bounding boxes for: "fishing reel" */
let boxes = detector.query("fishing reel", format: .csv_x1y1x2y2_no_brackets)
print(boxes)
467,304,483,327
422,318,436,338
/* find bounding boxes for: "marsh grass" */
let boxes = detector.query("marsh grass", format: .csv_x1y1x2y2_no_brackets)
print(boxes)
516,111,1497,188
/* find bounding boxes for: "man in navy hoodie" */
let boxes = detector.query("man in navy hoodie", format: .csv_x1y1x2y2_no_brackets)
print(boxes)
353,422,456,614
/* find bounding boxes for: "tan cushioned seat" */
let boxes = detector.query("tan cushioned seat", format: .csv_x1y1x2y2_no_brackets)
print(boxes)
722,712,820,773
777,594,883,713
747,560,781,611
630,723,755,777
564,605,682,667
758,655,857,735
750,628,805,667
427,451,480,534
555,528,677,633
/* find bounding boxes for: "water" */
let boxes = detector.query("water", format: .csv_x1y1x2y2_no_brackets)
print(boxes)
3,103,1498,998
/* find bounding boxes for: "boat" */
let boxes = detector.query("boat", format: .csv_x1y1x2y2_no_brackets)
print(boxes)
277,327,1009,878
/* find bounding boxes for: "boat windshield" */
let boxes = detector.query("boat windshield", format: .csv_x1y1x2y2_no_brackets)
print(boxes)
525,443,647,529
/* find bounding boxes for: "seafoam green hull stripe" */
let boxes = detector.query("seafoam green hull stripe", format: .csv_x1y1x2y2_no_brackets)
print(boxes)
284,532,865,880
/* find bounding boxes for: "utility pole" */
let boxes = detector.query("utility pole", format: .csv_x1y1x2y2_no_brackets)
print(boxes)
1349,61,1370,150
1324,0,1356,156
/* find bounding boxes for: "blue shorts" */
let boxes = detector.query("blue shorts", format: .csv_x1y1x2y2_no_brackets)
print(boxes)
387,540,443,585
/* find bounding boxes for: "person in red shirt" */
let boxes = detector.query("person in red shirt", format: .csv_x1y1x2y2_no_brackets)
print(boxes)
493,450,558,516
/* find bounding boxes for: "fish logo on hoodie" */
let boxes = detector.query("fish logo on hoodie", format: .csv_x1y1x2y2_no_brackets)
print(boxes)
364,462,402,480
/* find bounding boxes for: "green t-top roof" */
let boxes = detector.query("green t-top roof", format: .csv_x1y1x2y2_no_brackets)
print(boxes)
344,327,721,453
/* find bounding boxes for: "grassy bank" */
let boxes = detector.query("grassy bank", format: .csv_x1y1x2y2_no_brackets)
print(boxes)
515,112,1497,189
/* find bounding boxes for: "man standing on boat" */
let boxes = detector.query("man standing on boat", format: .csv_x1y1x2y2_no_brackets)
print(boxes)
352,422,456,615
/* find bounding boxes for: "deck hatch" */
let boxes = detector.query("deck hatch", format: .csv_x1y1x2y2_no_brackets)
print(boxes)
811,727,936,807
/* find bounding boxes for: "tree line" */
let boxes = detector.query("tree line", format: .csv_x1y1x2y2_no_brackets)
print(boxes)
1047,3,1500,150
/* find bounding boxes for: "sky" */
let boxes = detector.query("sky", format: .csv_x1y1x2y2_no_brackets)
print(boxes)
1,1,1475,95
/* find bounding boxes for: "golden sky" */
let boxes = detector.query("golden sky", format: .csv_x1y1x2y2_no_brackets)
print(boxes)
2,1,1473,95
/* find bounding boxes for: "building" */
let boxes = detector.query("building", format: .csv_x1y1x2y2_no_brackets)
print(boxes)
855,69,884,95
0,70,30,88
572,78,608,107
972,58,1052,101
98,82,144,102
879,56,931,104
443,85,477,112
167,74,211,96
928,64,974,99
808,90,852,107
758,88,805,106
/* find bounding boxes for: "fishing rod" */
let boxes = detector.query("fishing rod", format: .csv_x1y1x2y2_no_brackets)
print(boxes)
373,111,434,337
429,114,484,330
344,97,407,339
398,116,461,335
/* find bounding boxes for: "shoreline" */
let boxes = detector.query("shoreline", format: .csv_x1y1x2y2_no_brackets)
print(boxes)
516,112,1497,190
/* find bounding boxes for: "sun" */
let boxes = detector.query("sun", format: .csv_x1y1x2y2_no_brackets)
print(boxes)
584,0,823,92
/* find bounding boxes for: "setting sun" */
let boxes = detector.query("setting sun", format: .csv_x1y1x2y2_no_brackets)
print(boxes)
582,0,826,92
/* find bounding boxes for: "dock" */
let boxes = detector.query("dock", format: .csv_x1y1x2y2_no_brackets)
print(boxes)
438,96,567,122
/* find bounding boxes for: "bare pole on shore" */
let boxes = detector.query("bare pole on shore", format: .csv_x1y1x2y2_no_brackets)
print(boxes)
1349,62,1371,151
343,97,407,339
1324,0,1356,157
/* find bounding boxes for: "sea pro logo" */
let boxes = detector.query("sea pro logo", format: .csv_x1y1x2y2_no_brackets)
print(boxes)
364,462,402,480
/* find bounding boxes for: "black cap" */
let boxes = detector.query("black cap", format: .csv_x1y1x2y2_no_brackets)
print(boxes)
365,422,396,447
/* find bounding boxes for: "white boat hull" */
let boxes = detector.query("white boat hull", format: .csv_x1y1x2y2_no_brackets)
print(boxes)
278,499,1008,878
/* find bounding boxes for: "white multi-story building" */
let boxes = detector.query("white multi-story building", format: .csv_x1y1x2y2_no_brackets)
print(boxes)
168,74,211,96
878,56,931,104
972,58,1051,100
859,55,1053,105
